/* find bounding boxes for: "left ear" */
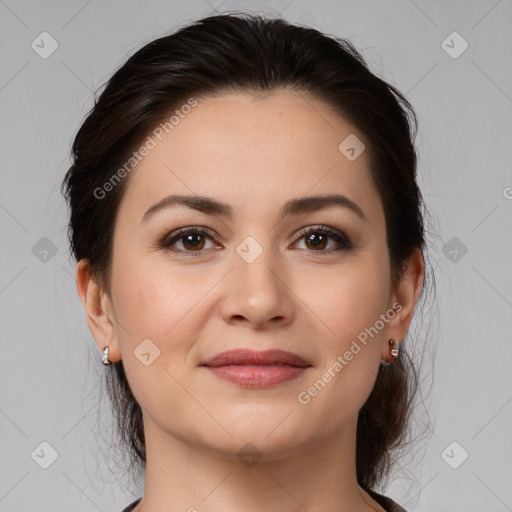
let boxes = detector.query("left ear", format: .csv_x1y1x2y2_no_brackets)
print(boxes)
381,247,424,363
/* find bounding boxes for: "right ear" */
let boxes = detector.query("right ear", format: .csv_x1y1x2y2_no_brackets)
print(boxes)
75,259,121,363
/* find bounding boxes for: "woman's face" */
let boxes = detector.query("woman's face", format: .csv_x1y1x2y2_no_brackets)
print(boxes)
101,90,406,458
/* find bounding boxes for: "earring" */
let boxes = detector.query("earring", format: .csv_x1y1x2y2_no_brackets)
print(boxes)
389,339,400,359
101,346,111,366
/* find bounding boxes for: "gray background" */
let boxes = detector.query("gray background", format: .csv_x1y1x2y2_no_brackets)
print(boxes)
1,0,511,511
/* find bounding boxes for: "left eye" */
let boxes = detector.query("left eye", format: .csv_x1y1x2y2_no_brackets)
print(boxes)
293,226,353,253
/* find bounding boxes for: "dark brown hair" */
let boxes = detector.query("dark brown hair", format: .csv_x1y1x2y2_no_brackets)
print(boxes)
62,12,434,493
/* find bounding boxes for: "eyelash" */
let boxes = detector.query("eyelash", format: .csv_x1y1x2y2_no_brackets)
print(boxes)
159,225,353,256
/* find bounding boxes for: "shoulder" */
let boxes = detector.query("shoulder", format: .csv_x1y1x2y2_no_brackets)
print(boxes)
120,497,142,512
366,488,408,512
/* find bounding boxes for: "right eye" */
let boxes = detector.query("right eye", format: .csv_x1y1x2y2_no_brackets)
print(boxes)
159,227,222,254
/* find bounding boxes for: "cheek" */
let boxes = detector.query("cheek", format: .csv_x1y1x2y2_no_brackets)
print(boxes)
110,251,180,352
293,257,390,421
111,252,216,370
297,258,390,354
110,257,200,418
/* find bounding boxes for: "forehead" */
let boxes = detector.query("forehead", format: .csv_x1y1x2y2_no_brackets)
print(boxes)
116,90,383,227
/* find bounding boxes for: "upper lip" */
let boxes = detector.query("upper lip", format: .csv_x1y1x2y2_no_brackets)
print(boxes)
201,349,312,368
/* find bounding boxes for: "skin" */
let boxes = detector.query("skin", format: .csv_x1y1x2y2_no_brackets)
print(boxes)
76,90,424,512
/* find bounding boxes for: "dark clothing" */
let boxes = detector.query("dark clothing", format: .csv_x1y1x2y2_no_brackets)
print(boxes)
121,489,407,511
367,488,408,511
120,498,140,512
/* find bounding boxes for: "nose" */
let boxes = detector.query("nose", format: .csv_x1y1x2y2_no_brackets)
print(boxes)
219,243,295,329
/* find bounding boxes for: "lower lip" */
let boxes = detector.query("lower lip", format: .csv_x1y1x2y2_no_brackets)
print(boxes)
204,365,309,388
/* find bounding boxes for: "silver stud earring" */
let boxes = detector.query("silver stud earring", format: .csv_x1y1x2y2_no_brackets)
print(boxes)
101,346,111,365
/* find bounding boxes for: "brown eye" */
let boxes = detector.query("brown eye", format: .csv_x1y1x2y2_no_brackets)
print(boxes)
160,227,220,253
304,232,329,251
294,226,353,254
181,233,206,251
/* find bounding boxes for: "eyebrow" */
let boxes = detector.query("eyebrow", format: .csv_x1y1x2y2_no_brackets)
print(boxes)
140,193,368,225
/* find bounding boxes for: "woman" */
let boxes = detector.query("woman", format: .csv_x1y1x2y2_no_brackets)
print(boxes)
62,12,429,512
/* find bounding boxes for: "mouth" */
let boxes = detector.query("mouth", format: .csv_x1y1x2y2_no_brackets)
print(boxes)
200,349,312,388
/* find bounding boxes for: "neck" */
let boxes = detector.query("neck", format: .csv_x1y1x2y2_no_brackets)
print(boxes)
133,414,385,512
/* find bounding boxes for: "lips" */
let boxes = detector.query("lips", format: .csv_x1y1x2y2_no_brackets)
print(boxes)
201,349,312,388
201,349,311,368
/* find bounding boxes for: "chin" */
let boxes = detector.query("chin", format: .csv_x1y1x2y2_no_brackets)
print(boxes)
207,431,311,464
208,411,311,456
